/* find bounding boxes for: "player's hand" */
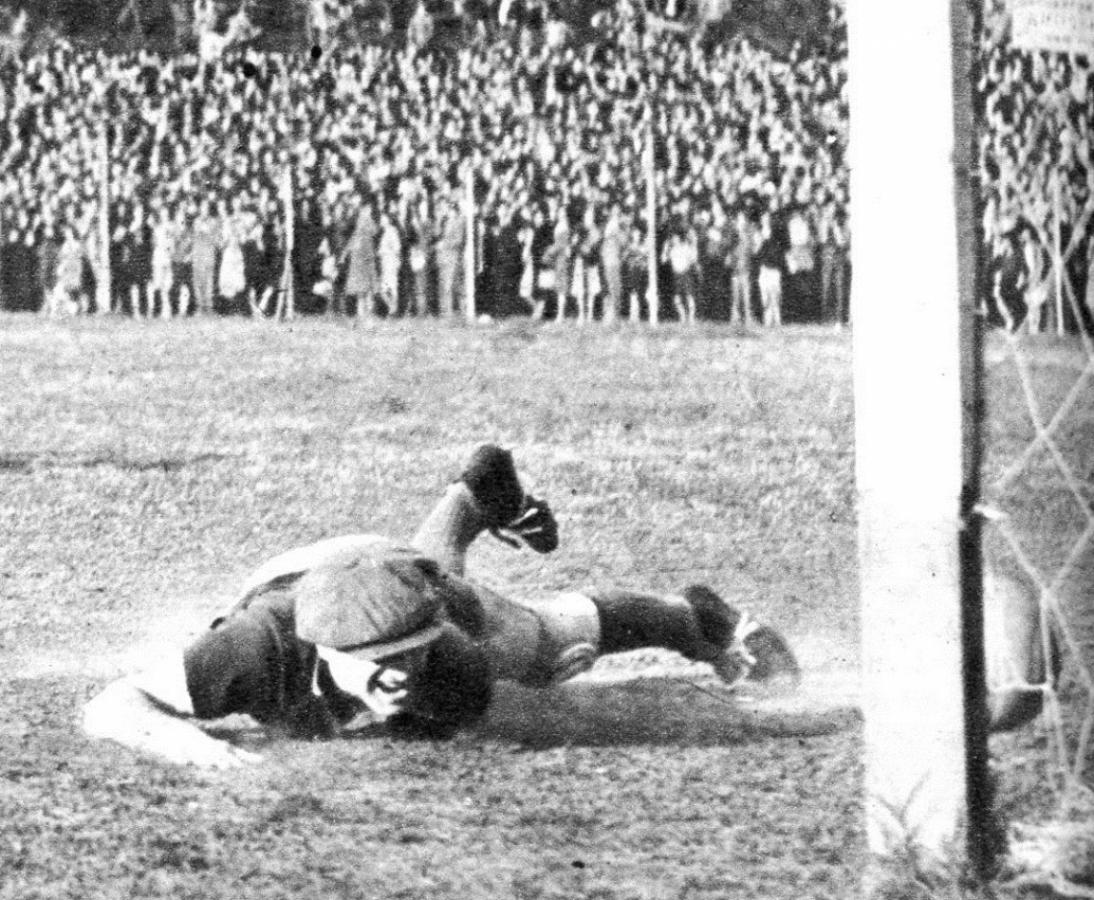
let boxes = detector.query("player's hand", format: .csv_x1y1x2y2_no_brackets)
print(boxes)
83,678,264,770
209,744,263,770
495,494,559,553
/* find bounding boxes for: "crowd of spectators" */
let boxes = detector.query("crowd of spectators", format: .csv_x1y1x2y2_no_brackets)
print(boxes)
3,0,1088,332
0,0,852,323
978,21,1094,334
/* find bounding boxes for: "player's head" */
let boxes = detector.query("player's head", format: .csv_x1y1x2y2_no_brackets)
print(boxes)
461,444,558,554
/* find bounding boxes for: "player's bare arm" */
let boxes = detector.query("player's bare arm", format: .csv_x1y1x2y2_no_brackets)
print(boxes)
82,652,263,770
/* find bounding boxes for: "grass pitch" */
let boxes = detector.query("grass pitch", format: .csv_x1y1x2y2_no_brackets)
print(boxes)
0,315,1088,899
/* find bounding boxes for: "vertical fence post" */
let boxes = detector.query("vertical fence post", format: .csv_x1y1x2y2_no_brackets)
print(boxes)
848,0,994,876
280,165,295,321
645,122,659,326
464,165,476,322
97,129,112,315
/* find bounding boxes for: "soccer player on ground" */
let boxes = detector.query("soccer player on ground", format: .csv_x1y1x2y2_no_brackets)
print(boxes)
83,445,800,768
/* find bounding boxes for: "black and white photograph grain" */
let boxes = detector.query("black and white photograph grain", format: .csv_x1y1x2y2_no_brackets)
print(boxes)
0,0,1092,897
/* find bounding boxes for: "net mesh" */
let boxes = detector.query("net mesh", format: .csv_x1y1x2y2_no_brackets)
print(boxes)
983,313,1094,891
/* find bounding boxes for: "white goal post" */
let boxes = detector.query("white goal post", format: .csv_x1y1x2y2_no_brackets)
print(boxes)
848,0,996,877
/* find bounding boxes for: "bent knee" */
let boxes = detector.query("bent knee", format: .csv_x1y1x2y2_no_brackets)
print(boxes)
520,592,602,687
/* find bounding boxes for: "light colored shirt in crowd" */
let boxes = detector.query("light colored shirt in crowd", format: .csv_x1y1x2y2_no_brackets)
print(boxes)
666,235,698,273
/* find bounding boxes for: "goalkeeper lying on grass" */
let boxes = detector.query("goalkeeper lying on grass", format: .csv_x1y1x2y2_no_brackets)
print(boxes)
83,445,801,768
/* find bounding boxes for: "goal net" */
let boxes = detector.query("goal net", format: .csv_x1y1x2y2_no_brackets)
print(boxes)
850,0,1094,890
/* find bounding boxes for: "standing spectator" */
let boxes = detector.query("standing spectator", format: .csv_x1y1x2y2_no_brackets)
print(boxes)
549,212,572,322
517,214,543,318
3,212,36,311
406,213,430,318
312,237,339,308
51,224,86,317
110,215,132,315
191,200,220,316
785,205,816,320
78,213,99,310
418,199,438,317
755,210,784,327
600,205,626,324
698,205,731,321
150,205,177,319
84,213,107,315
476,213,498,317
172,205,194,317
37,222,61,313
623,222,649,322
818,199,849,326
344,202,380,321
1019,225,1048,334
378,211,403,317
128,207,154,319
294,197,323,314
988,225,1021,332
727,208,756,327
436,199,464,318
252,203,286,317
578,207,603,323
325,200,353,317
491,209,523,317
239,202,264,315
246,215,271,319
28,217,54,312
663,223,699,324
218,202,248,312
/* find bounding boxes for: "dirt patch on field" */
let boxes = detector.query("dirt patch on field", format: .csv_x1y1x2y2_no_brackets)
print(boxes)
483,673,860,749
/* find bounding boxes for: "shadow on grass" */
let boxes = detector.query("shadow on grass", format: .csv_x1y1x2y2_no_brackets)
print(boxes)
0,453,33,472
0,451,234,475
194,677,860,754
477,677,861,749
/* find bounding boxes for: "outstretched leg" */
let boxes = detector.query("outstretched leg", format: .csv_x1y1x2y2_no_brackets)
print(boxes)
589,585,799,687
448,581,801,691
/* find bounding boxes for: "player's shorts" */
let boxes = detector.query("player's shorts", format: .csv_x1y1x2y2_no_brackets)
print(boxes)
440,585,601,689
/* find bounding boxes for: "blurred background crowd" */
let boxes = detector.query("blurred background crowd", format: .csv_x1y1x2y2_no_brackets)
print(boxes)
978,5,1094,335
0,0,1088,331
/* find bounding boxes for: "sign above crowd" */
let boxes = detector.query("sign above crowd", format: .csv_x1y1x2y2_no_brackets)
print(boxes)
1010,0,1094,55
